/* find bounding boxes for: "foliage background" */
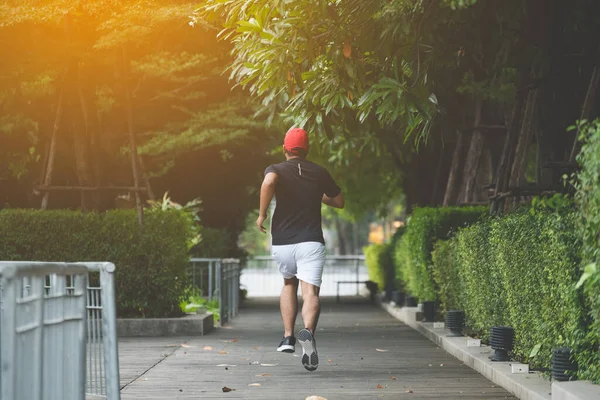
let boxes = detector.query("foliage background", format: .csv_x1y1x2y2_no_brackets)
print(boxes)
0,208,196,318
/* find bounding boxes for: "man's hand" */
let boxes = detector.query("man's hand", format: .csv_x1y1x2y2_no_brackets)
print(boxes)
322,192,345,209
256,213,267,233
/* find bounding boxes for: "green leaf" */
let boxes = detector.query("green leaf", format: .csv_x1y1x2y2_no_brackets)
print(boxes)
529,343,541,358
576,263,597,289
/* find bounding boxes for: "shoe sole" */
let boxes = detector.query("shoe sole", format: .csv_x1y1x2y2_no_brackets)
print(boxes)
298,329,318,371
277,344,295,353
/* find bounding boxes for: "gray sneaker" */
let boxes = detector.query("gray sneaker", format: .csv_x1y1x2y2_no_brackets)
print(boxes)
298,328,318,371
277,336,296,353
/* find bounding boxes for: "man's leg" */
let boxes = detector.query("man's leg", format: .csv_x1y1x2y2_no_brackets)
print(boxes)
295,242,325,371
300,280,320,334
280,277,299,337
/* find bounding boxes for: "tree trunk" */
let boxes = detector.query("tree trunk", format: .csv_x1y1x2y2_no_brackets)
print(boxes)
430,142,445,205
71,64,95,211
121,46,144,226
491,73,529,214
41,74,67,210
569,66,600,162
458,99,484,204
334,216,348,255
443,131,465,206
474,144,493,202
78,75,103,209
508,89,538,194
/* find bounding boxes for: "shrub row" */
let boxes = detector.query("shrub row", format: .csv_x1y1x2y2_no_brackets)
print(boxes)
364,226,405,293
0,209,196,318
394,206,486,301
364,243,393,292
431,210,597,379
572,119,600,383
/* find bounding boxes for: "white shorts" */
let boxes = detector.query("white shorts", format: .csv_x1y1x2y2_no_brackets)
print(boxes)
272,242,326,287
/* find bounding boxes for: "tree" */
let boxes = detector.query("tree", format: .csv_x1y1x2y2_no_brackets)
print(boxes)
0,0,281,241
196,0,600,214
195,0,442,211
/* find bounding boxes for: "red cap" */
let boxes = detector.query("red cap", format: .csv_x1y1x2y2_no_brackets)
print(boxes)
283,128,309,154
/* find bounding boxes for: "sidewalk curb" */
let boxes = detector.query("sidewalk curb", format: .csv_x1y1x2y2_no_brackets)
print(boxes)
380,300,550,400
379,300,600,400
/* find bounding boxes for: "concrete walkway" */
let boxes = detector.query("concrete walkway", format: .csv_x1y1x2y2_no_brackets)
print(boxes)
119,297,517,399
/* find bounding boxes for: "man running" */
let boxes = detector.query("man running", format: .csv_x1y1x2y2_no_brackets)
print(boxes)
256,127,344,372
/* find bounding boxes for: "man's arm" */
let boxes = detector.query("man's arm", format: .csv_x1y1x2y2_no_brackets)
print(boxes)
256,172,279,233
322,192,345,209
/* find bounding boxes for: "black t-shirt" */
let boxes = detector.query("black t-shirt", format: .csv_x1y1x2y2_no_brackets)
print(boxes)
265,159,341,246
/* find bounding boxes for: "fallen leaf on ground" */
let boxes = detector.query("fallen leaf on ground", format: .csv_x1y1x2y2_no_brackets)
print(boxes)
306,397,328,400
253,346,260,350
377,384,383,389
260,363,277,366
248,383,261,387
221,338,239,343
219,351,228,354
328,359,332,363
181,344,194,348
222,386,234,392
391,376,397,381
376,349,388,352
255,374,271,377
203,346,213,351
407,389,414,393
241,357,248,361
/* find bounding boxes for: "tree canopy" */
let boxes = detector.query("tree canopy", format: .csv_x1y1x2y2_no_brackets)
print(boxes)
0,0,279,245
196,0,600,213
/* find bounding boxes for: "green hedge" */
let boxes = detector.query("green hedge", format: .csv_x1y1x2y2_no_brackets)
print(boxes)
432,210,588,376
394,206,486,301
572,120,600,383
364,243,393,292
364,226,405,292
0,209,195,318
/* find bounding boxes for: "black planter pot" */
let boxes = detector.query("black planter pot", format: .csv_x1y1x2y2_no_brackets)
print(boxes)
489,326,514,361
552,347,577,381
405,295,418,307
391,291,404,306
445,310,464,336
422,301,436,322
385,286,394,302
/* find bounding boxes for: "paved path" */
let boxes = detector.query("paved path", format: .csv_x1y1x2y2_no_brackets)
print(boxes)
119,297,516,400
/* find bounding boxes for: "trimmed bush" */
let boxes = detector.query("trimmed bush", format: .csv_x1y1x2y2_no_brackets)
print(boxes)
433,210,585,374
431,239,462,313
394,206,486,301
365,226,405,292
572,119,600,383
364,243,393,292
0,209,195,318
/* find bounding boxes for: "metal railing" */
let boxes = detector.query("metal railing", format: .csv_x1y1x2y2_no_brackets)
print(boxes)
0,261,120,400
1,262,88,400
82,262,120,400
242,255,367,297
188,258,241,325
